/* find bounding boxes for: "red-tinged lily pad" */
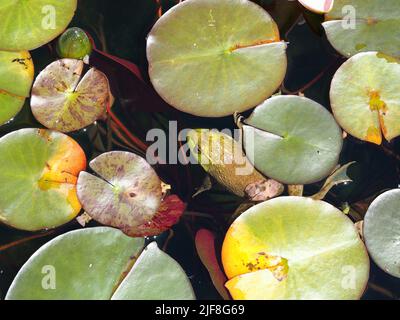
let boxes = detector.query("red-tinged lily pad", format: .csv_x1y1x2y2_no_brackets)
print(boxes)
0,128,86,231
6,227,195,300
222,196,369,299
31,59,111,133
147,0,287,117
330,52,400,145
0,0,77,51
299,0,334,14
0,51,34,125
363,189,400,278
77,151,184,237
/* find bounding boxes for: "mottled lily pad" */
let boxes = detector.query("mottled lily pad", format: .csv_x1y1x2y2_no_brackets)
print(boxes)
323,0,400,57
0,0,77,51
0,51,34,125
364,189,400,278
299,0,334,14
147,0,287,117
6,227,195,300
31,59,110,132
222,196,369,299
0,128,86,231
77,151,170,237
330,52,400,145
243,95,343,185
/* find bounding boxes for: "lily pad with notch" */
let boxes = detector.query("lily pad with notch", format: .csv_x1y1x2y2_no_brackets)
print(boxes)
0,51,34,125
31,59,111,133
147,0,287,117
330,52,400,145
222,196,370,299
0,0,77,51
6,227,195,300
242,95,343,185
323,0,400,58
0,128,86,231
77,151,184,237
363,189,400,278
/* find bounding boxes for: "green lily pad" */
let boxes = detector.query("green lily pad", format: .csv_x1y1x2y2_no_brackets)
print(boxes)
0,0,77,51
243,95,343,185
0,51,34,125
147,0,287,117
6,227,195,300
222,196,370,300
323,0,400,58
0,128,86,231
31,59,110,133
364,189,400,278
330,52,400,145
77,151,167,237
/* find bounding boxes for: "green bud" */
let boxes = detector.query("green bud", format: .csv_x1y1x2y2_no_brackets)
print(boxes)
56,27,93,60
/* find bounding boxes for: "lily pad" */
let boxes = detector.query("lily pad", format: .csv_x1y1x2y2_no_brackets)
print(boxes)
0,128,86,231
77,151,173,237
222,196,370,299
0,0,77,51
299,0,334,14
0,51,34,125
243,95,343,185
147,0,287,117
363,189,400,278
31,59,110,133
6,227,195,300
330,52,400,145
323,0,400,58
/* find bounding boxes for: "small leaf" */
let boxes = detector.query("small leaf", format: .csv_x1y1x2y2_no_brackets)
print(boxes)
31,59,110,132
0,128,86,231
364,189,400,278
243,95,343,184
195,229,230,300
330,52,400,144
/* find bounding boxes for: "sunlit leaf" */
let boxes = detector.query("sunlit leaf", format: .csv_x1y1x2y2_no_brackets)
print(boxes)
0,51,34,125
147,0,287,117
6,227,195,300
31,59,110,133
222,196,369,299
0,128,86,231
323,0,400,57
364,189,400,278
243,95,343,184
330,52,400,144
0,0,77,51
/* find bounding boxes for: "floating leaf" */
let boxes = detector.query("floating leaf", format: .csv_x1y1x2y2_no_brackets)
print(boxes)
195,229,230,300
243,95,343,185
0,51,34,125
0,0,77,51
299,0,334,14
112,241,195,300
330,52,400,145
6,227,195,300
187,129,284,200
56,27,93,59
323,0,400,57
0,128,86,231
364,189,400,278
222,196,369,299
31,59,110,133
147,0,287,117
77,151,181,237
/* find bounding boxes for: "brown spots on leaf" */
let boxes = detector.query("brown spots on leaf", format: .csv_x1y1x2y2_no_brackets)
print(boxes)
366,17,378,25
243,252,289,281
355,43,366,51
368,90,387,113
